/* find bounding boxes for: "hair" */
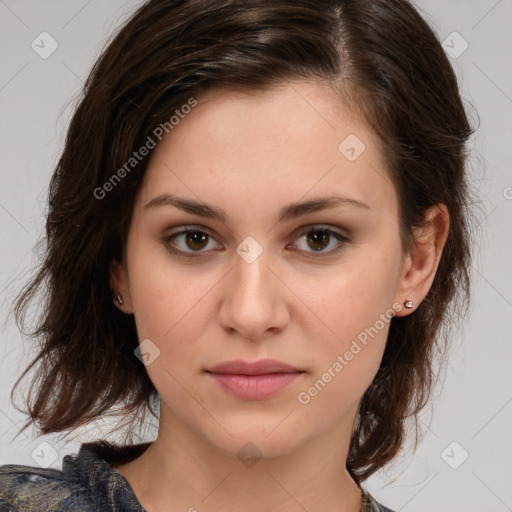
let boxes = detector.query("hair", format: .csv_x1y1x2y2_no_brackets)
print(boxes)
11,0,477,482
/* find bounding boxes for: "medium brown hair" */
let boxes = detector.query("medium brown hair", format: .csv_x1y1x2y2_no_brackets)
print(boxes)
11,0,477,481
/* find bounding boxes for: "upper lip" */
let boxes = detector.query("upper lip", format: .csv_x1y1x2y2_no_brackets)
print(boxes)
206,358,304,375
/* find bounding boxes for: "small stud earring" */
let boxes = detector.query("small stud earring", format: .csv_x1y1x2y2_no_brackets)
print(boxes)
404,300,414,309
117,293,123,305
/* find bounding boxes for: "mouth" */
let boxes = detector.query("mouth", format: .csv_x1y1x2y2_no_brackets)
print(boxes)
205,359,305,400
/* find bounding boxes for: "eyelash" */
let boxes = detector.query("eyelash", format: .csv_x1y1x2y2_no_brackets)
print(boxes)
161,225,350,260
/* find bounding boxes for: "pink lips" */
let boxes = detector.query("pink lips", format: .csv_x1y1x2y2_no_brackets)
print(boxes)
206,358,305,400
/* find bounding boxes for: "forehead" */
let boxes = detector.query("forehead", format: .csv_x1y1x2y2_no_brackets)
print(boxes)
136,80,397,221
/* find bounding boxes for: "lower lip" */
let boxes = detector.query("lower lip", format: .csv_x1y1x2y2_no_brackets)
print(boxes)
207,372,303,400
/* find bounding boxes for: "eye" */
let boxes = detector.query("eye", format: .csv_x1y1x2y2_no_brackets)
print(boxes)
162,227,222,258
162,225,350,260
289,226,349,257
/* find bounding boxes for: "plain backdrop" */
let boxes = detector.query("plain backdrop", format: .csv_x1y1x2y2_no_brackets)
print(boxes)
1,1,511,511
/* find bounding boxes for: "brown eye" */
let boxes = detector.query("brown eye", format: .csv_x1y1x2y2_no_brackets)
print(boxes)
162,228,222,258
292,226,349,257
184,231,209,251
306,230,331,251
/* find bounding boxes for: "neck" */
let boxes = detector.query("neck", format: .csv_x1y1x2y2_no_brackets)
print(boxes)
115,406,364,512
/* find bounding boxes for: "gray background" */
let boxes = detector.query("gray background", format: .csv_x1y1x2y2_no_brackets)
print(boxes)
1,1,511,510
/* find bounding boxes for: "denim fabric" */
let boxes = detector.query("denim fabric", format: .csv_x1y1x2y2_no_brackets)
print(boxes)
0,441,395,511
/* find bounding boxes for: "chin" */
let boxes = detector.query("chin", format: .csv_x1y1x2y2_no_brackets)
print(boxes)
202,417,304,462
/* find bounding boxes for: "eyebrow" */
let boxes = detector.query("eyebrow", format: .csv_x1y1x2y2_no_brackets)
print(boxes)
144,193,371,223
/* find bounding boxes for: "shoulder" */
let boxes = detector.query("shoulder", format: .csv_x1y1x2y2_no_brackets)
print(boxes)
0,440,150,512
0,462,92,511
362,489,396,512
369,495,396,512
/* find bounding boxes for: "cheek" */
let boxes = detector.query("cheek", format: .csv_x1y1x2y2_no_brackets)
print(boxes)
302,252,397,340
127,254,215,399
294,251,398,400
296,282,393,416
125,251,216,383
127,239,207,331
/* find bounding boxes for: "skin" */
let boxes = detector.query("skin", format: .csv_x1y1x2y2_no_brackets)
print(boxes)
110,80,449,512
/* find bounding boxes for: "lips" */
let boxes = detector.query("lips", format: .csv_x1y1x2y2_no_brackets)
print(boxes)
206,358,304,376
205,359,305,400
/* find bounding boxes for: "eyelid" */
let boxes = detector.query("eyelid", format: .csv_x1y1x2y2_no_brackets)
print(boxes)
293,224,350,240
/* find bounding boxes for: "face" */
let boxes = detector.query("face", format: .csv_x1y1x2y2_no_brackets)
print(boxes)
113,80,412,460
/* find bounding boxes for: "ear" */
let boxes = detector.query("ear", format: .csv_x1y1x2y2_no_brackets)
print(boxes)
109,259,134,314
393,203,450,317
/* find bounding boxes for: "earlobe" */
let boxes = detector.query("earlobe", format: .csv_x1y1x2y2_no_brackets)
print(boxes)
393,204,450,317
109,259,134,313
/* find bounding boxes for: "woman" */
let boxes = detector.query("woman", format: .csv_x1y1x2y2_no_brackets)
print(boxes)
0,0,475,510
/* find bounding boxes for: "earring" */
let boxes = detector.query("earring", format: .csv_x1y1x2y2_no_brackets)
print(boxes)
404,300,414,309
117,293,124,305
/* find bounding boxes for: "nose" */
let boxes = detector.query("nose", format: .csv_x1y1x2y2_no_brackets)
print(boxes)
218,247,289,341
